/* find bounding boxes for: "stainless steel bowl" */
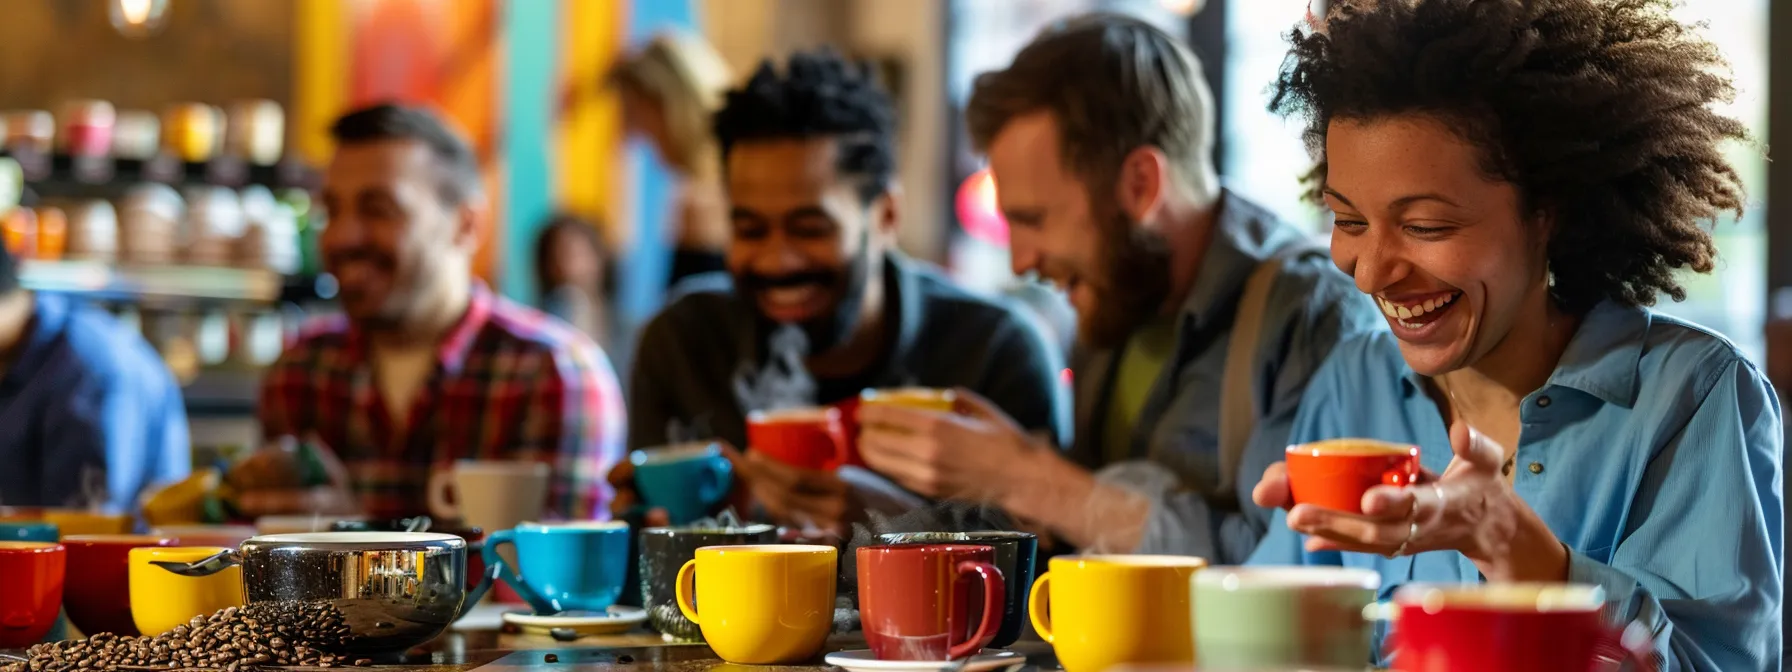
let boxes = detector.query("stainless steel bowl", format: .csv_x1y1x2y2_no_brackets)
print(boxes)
239,532,478,655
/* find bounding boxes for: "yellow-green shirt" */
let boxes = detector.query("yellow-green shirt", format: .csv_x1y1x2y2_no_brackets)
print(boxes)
1102,317,1177,463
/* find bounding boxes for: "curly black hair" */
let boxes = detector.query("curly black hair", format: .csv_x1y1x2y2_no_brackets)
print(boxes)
1272,0,1750,311
712,49,897,203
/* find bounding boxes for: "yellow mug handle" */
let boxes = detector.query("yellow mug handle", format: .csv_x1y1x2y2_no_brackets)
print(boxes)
1027,571,1054,644
674,559,701,625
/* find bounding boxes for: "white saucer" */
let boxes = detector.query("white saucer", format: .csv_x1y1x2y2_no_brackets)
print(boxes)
500,605,647,635
824,649,1024,672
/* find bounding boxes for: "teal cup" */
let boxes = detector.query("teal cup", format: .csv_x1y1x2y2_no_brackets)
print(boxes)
1192,566,1381,669
1,521,59,542
630,443,733,525
482,521,630,616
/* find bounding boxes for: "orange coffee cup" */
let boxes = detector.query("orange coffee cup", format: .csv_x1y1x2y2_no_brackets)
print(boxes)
747,406,859,470
1284,439,1420,513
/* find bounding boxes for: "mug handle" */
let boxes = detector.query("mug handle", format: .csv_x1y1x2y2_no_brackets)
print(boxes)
481,529,559,615
453,555,503,621
674,559,701,625
697,455,734,509
1026,571,1054,644
426,470,460,520
950,560,1007,660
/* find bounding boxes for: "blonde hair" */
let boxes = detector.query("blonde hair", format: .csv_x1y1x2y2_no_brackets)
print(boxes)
609,31,733,174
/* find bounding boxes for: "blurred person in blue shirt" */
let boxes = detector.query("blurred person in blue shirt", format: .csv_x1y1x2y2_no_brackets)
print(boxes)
0,242,190,514
1246,1,1780,670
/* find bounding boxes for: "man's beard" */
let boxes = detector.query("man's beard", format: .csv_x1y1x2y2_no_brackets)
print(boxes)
736,232,875,355
1080,210,1173,350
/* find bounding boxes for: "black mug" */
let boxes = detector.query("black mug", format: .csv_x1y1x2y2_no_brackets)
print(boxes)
877,530,1038,648
638,524,780,642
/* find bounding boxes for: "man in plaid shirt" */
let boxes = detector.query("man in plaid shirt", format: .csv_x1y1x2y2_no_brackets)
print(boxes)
241,104,624,521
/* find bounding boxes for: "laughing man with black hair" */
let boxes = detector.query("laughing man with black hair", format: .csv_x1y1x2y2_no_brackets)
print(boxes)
619,50,1069,536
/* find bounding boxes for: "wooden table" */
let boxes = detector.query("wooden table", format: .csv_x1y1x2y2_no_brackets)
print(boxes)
376,603,1060,672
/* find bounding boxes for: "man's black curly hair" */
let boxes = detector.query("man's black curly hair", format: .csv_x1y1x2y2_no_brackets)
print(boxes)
1272,0,1749,311
713,49,897,204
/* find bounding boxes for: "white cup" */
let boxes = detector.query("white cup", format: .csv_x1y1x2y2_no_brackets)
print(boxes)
427,460,552,531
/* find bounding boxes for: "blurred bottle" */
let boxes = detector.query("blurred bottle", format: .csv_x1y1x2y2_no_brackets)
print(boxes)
225,100,284,166
162,103,220,163
2,207,36,260
34,206,66,261
3,110,53,154
60,100,115,157
111,110,161,160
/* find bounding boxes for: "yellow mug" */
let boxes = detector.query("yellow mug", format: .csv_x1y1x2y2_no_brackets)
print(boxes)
675,544,837,664
128,546,245,635
860,387,957,413
1028,555,1208,672
42,509,132,536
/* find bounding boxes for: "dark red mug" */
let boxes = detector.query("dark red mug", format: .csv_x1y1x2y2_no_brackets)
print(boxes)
857,543,1005,661
1389,583,1654,672
63,534,179,636
0,541,66,648
748,406,860,470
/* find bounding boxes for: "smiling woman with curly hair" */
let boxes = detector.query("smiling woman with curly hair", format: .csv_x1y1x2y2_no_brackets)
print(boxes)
1245,0,1781,669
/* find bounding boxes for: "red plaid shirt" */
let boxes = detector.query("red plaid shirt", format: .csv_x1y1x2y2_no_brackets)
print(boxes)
258,283,625,520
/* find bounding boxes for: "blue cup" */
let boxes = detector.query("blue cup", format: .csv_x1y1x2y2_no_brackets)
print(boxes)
482,521,630,615
0,521,59,542
630,443,733,525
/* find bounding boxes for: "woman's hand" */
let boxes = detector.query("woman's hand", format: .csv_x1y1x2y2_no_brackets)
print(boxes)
1272,424,1569,582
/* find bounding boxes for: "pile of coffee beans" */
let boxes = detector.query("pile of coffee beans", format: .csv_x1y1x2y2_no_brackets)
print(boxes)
0,602,372,672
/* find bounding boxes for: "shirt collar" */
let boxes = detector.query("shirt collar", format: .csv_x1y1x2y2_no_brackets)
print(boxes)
1178,188,1310,332
341,282,495,376
1397,300,1648,408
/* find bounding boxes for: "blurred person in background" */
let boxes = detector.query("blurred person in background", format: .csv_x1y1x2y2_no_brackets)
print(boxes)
237,104,625,521
534,212,617,352
0,238,190,513
609,31,734,288
853,14,1380,561
1247,1,1780,667
616,50,1069,536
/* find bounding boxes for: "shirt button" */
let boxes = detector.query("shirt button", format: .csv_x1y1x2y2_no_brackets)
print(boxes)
1528,462,1544,475
1536,395,1552,408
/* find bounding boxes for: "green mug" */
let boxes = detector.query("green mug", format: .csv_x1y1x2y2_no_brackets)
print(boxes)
1192,566,1380,669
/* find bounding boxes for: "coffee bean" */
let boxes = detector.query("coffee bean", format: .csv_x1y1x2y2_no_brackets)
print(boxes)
544,653,559,663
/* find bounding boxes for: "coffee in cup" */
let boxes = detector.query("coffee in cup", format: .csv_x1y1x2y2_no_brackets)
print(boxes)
858,543,1006,661
676,544,838,664
747,406,856,470
861,387,958,413
1284,439,1420,513
1193,566,1381,669
1028,555,1207,672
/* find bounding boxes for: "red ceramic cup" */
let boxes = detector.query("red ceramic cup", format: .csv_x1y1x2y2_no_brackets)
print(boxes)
1390,583,1654,672
0,541,66,648
62,534,179,636
856,543,1005,661
1285,439,1420,513
747,406,858,470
